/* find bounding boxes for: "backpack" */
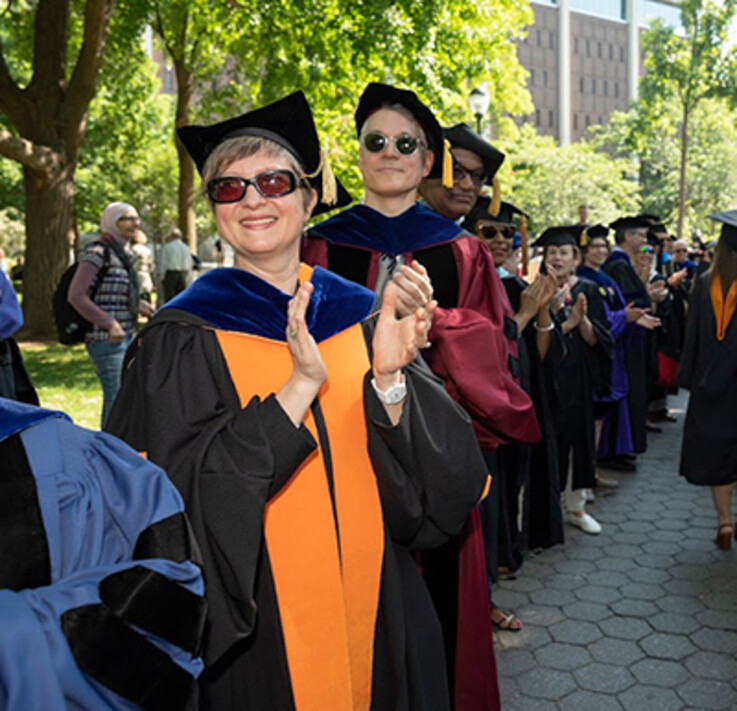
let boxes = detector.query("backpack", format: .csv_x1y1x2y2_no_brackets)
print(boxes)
52,242,110,345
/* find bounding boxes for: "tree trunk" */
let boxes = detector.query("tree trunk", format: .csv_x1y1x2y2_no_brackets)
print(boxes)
21,164,75,339
174,60,197,253
676,103,689,241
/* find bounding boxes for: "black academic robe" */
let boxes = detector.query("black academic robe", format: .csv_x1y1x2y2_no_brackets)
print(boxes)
602,251,649,452
677,273,737,485
550,278,613,491
107,266,488,711
501,276,564,553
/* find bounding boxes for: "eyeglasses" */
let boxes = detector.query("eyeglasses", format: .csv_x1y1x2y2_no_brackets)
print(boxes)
362,132,425,156
118,216,141,224
641,246,655,254
207,171,303,203
674,248,688,253
453,159,487,188
478,224,515,240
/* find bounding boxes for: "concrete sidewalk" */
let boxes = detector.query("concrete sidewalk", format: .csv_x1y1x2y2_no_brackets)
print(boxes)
494,391,737,711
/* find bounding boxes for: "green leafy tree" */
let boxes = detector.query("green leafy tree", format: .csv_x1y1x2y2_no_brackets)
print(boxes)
638,0,737,238
0,0,116,337
502,124,640,235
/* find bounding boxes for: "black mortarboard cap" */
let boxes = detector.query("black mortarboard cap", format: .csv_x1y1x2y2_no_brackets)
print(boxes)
609,215,653,232
534,224,584,248
443,124,505,184
637,213,660,224
462,198,526,233
355,82,444,180
709,210,737,251
579,224,609,248
177,91,352,216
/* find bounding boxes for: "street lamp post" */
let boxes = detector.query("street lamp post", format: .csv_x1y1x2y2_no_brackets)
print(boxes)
468,87,490,135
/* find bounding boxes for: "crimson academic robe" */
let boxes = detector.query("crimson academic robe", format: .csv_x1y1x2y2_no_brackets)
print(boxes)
107,265,488,711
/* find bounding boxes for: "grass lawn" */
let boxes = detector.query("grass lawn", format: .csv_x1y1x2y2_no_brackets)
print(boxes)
21,341,103,430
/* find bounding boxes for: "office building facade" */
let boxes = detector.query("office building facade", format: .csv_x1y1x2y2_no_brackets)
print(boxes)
517,0,682,143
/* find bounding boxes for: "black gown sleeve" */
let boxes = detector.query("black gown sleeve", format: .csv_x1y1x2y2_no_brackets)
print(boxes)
675,274,704,390
363,354,488,551
106,314,317,665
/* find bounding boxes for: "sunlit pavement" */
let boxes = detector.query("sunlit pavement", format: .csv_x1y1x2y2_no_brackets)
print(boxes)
494,391,737,711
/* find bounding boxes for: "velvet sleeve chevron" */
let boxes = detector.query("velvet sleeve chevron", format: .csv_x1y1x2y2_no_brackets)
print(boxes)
0,413,205,711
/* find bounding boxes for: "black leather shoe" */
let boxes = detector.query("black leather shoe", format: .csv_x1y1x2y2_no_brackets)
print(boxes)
597,457,636,472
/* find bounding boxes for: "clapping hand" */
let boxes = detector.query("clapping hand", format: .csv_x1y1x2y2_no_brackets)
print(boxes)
372,281,436,386
391,260,434,318
285,282,327,387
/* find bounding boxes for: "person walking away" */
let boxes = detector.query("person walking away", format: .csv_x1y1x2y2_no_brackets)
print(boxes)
158,228,193,303
677,210,737,550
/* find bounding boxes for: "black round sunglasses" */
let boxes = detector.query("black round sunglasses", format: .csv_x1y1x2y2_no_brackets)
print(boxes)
362,131,424,156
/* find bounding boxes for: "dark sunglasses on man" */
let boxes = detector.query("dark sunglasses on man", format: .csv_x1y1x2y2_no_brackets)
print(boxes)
477,224,515,240
207,170,305,203
361,131,425,156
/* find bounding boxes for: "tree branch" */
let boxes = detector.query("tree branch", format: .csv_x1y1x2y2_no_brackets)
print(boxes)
0,38,29,127
28,0,70,102
0,128,60,174
62,0,114,150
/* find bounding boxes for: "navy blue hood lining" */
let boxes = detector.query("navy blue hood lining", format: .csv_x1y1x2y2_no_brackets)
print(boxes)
162,265,375,343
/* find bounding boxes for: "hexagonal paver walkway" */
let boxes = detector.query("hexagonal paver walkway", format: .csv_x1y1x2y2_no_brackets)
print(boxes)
494,391,737,710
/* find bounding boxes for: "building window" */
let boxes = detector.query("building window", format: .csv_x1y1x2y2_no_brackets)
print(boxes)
549,110,554,127
597,42,602,58
536,29,541,46
614,82,619,98
620,46,624,62
579,76,584,93
591,78,596,93
535,109,541,126
530,69,535,86
609,44,613,60
550,31,555,49
543,70,548,88
604,80,608,96
585,115,591,127
586,39,590,56
574,37,578,53
574,113,579,130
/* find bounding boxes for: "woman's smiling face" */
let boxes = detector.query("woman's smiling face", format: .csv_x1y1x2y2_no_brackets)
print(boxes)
214,149,316,271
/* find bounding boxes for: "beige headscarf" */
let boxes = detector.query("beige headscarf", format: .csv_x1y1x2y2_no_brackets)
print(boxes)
100,202,138,239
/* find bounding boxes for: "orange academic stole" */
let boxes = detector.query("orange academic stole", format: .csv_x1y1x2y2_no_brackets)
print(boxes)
217,320,384,711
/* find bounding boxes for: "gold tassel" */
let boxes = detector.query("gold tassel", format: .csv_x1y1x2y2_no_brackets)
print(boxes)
302,148,337,205
580,227,589,248
488,176,501,217
521,215,529,276
442,139,453,188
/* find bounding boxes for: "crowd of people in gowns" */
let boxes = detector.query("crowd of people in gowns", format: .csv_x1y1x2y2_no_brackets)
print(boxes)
3,80,737,711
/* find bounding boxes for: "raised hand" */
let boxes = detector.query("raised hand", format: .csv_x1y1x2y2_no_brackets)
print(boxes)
372,281,435,386
391,260,434,318
285,282,327,387
569,292,587,327
277,282,328,426
635,313,662,330
625,301,650,323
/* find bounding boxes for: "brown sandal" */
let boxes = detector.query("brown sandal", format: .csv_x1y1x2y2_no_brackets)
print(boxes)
714,523,733,551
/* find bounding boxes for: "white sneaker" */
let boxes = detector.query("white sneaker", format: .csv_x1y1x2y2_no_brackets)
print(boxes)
565,511,602,535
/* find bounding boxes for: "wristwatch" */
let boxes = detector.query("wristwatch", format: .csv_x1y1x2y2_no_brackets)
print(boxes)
371,374,407,405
